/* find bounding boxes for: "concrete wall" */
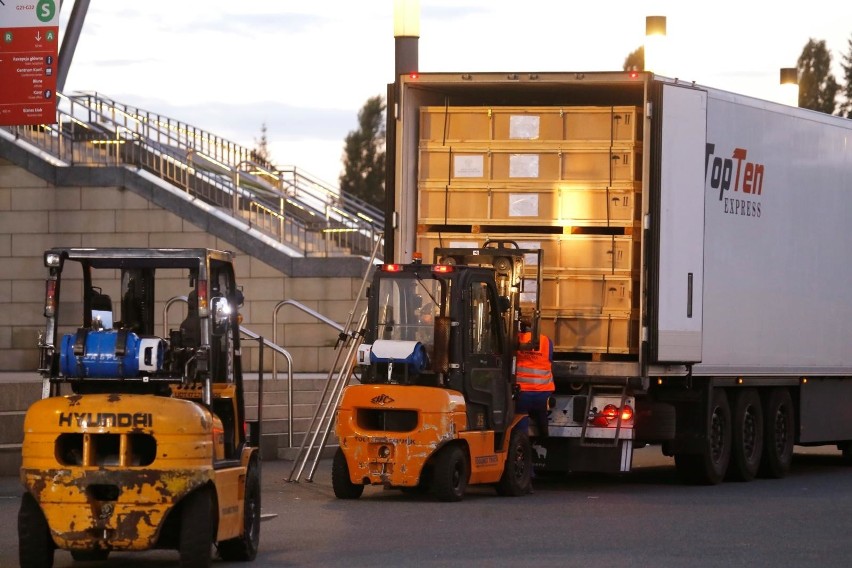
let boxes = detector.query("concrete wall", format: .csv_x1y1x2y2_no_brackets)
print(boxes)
0,154,368,374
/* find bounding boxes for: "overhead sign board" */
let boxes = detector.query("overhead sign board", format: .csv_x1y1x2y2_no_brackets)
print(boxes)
0,0,60,126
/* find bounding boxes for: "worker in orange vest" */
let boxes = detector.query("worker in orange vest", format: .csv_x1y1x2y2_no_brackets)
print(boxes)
515,317,554,438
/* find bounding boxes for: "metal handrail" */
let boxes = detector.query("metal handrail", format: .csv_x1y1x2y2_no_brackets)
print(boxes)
288,235,383,482
162,295,295,446
239,327,296,448
3,92,384,258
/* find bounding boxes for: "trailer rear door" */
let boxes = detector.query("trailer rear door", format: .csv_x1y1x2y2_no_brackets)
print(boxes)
655,84,707,362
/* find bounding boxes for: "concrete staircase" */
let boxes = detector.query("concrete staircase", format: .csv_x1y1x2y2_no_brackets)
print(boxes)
0,372,346,476
244,373,349,461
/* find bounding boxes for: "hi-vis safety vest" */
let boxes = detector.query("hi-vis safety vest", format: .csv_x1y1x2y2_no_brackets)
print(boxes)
516,332,554,392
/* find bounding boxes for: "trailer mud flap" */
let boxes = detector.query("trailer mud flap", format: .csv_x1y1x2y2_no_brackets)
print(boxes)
532,438,633,474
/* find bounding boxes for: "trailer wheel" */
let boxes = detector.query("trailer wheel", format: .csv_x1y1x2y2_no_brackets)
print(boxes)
332,447,364,500
70,550,110,562
179,488,214,568
18,492,55,568
218,459,261,561
496,429,532,496
675,388,731,485
760,388,794,477
431,445,468,502
729,389,763,481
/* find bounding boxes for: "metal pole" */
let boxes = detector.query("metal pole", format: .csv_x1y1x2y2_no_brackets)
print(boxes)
57,0,91,93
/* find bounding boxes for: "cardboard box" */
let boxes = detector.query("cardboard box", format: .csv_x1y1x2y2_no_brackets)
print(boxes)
524,274,635,313
416,232,638,275
420,105,642,145
419,146,641,184
540,311,638,353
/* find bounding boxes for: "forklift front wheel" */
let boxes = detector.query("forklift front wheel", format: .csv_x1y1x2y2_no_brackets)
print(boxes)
496,429,532,496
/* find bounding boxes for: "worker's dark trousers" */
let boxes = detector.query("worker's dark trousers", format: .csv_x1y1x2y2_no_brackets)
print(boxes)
516,391,552,438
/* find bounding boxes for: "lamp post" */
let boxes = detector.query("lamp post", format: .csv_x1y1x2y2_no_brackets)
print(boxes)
393,0,420,82
779,67,799,107
645,15,667,76
388,0,420,261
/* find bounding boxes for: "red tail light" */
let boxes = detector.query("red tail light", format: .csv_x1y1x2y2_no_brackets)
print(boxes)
44,279,57,317
433,265,453,273
382,264,403,272
197,280,208,316
590,403,634,426
602,404,619,420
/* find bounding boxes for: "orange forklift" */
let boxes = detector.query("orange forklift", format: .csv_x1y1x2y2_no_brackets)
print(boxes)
333,242,542,501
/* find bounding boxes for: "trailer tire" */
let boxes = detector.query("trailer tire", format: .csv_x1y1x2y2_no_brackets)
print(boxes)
674,388,731,485
728,389,763,481
218,459,261,561
18,492,55,568
760,388,794,477
179,488,214,568
496,429,532,497
332,447,364,500
431,445,468,502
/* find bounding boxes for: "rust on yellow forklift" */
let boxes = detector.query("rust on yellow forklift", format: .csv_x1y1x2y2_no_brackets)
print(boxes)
18,248,261,568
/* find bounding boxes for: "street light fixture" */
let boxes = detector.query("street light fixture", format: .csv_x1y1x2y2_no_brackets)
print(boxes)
645,15,667,76
779,67,799,107
394,0,420,80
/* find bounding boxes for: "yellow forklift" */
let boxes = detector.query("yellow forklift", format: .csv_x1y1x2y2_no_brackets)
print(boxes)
18,248,260,568
333,241,542,501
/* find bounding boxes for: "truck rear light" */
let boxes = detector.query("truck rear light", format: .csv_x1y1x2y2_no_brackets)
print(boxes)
590,404,634,426
44,279,57,317
432,265,453,273
382,264,403,272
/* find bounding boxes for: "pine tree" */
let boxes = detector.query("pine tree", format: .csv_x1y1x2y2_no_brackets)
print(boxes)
252,123,271,167
339,96,386,209
623,46,644,72
797,38,840,114
839,36,852,118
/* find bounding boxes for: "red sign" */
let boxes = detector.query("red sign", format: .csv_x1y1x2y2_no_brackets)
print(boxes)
0,0,60,126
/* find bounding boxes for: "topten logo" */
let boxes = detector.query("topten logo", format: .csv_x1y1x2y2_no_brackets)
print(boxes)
706,143,764,219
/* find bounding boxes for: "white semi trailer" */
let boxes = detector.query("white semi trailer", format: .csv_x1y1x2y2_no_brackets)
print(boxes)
385,71,852,484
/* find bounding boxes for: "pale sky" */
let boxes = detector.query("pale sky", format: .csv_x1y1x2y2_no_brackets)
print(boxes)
57,1,852,188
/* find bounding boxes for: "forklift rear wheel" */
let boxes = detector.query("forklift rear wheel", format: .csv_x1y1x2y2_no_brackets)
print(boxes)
18,493,55,568
431,445,468,502
332,448,364,499
218,459,261,561
179,488,214,568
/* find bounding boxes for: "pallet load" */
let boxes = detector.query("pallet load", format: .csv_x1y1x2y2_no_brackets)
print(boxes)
417,105,642,354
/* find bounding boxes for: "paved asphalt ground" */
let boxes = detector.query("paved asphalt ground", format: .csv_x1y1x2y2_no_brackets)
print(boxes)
2,445,852,567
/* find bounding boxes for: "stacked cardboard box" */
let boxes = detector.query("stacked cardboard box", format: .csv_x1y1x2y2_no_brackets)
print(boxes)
417,105,642,354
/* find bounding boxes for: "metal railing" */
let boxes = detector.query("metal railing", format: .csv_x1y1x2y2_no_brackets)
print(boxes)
2,92,384,259
163,295,296,446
